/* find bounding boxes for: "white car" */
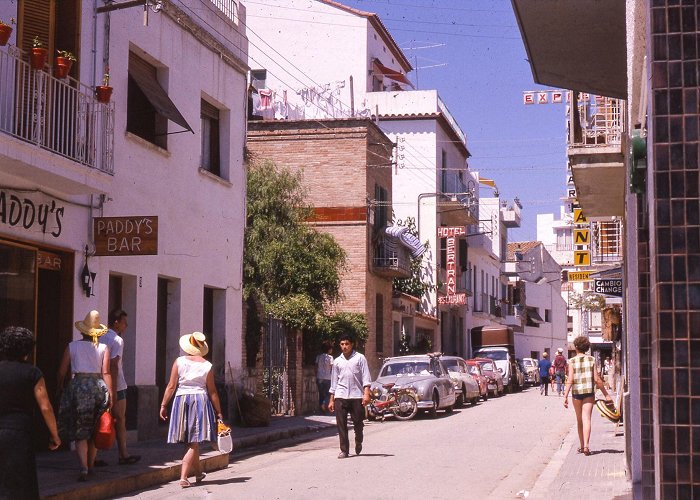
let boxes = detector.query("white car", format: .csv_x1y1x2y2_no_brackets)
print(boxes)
440,356,482,407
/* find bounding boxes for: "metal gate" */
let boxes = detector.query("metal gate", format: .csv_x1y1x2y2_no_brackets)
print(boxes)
263,317,290,415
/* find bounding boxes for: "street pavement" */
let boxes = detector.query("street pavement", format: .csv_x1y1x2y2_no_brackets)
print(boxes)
36,388,632,499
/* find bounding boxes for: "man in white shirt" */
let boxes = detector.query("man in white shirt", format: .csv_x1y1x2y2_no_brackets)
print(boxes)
327,334,371,459
97,309,140,465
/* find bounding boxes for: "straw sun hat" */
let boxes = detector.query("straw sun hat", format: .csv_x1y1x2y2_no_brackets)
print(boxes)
74,310,108,345
179,331,209,356
595,399,622,423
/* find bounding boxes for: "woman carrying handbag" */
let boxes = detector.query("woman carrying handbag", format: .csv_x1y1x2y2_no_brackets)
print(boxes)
160,332,224,488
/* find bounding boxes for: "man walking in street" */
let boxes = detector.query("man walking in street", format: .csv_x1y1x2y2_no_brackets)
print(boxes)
538,352,552,396
553,348,568,396
97,309,140,466
327,334,371,459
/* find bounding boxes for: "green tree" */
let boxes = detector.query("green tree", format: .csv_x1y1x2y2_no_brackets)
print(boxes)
244,160,348,364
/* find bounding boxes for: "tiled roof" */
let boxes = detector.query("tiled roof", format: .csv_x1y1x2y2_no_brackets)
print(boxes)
506,241,542,261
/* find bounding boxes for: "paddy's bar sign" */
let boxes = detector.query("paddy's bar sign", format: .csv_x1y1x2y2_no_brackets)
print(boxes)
94,216,158,256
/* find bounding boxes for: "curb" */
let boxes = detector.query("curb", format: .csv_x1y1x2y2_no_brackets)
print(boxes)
42,451,228,500
236,423,335,450
526,423,577,499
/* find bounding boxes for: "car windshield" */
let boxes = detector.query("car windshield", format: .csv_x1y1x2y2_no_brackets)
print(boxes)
476,351,507,361
442,359,460,372
478,361,496,372
380,361,432,377
468,365,479,375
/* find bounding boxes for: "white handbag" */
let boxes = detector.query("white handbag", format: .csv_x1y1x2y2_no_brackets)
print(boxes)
217,420,233,454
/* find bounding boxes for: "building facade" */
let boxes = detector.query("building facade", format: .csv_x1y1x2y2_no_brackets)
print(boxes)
0,0,247,439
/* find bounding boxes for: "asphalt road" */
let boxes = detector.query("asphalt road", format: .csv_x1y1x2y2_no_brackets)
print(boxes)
122,387,573,499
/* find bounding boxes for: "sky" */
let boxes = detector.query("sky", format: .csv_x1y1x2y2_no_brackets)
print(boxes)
341,0,568,241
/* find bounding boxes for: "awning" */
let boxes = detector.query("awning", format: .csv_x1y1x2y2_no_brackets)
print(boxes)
526,307,543,324
129,54,193,133
373,60,413,87
511,0,627,99
479,178,497,188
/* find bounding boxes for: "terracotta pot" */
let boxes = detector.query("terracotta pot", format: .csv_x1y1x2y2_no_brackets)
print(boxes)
95,85,113,103
54,57,73,79
54,56,73,78
30,47,48,70
0,24,12,46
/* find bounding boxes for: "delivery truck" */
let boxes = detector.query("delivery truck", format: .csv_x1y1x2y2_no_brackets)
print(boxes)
471,325,521,393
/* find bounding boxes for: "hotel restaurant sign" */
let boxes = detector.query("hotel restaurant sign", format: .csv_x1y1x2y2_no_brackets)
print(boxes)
437,226,467,306
93,216,158,256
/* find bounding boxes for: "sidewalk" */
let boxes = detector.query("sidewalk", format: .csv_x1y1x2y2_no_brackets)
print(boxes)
37,414,336,500
527,410,633,500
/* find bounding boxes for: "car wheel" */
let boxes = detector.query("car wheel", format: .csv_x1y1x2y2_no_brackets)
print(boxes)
429,391,439,418
445,403,454,413
456,389,465,408
482,389,488,401
470,397,478,406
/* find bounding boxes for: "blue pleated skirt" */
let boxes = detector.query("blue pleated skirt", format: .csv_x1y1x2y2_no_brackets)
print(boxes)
167,393,216,444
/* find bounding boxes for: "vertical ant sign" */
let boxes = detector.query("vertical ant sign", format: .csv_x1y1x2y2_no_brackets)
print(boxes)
437,226,466,305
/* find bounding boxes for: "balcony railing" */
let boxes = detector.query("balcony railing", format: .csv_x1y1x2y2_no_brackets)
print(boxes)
567,94,623,148
0,46,114,174
372,238,412,279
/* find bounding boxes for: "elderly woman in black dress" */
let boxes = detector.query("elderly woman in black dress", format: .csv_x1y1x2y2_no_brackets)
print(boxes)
0,326,61,499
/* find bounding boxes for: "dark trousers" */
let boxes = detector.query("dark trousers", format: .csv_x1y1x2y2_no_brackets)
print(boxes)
334,398,364,453
540,376,550,395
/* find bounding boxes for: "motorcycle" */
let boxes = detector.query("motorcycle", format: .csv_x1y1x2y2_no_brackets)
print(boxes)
366,383,418,421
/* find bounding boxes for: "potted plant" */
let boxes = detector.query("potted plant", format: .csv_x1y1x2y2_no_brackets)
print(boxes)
0,18,14,46
30,36,48,70
54,50,76,79
95,70,112,103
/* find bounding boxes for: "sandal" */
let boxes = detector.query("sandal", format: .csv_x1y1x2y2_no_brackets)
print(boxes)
576,448,583,454
196,472,207,484
78,470,88,482
118,455,141,465
179,480,191,488
583,447,591,456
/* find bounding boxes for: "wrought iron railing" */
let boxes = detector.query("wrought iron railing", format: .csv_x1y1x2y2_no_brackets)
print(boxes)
373,239,412,276
0,46,114,174
209,0,239,22
567,94,624,148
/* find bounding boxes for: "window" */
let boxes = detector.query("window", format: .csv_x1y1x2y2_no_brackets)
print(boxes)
441,149,448,193
376,294,384,354
545,309,551,322
127,52,192,149
250,69,267,90
374,184,388,230
201,100,220,176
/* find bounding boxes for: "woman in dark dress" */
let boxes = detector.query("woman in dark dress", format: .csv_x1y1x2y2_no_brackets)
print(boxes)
0,326,61,500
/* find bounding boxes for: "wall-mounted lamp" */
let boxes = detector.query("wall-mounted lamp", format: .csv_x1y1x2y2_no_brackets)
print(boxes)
80,245,96,297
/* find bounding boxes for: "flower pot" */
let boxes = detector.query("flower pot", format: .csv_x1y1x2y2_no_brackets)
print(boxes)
30,47,48,70
54,57,73,79
95,85,113,103
0,24,12,46
54,56,73,78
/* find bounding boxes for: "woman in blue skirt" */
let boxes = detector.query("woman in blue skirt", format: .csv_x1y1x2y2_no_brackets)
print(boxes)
159,331,223,488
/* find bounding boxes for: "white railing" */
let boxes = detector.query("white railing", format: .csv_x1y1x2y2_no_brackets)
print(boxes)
209,0,239,23
567,94,624,148
0,46,114,174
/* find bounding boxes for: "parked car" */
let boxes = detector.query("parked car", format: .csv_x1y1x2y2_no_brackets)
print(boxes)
372,354,457,417
440,355,481,407
472,357,505,397
522,357,540,386
465,359,489,401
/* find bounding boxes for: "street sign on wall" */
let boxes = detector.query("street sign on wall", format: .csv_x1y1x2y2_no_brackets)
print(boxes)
568,271,592,282
594,278,623,297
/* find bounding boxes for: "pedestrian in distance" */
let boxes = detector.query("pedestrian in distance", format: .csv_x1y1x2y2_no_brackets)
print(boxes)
315,340,333,414
563,335,613,456
327,333,371,459
159,331,224,488
553,348,568,396
57,311,114,482
94,309,140,467
0,326,61,499
537,352,551,396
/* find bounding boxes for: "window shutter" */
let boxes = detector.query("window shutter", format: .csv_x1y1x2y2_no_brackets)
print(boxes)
19,0,55,57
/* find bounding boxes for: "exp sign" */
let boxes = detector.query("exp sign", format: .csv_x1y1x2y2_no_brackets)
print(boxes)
94,216,158,256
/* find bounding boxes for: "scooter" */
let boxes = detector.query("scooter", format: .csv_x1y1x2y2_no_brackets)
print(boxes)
366,383,418,421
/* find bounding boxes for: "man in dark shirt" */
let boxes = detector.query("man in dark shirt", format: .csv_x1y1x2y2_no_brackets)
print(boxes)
538,352,552,396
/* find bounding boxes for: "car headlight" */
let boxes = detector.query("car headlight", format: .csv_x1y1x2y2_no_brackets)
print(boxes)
372,387,382,398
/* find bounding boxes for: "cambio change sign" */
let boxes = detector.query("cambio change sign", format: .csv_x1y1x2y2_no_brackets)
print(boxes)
594,278,623,297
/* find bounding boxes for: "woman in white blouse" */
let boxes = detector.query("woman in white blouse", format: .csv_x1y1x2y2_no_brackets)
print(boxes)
159,332,223,488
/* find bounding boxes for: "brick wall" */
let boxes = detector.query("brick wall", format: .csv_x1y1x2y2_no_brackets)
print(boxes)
247,119,395,376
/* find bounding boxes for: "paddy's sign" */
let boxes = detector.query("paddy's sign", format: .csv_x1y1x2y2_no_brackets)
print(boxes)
94,216,158,256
